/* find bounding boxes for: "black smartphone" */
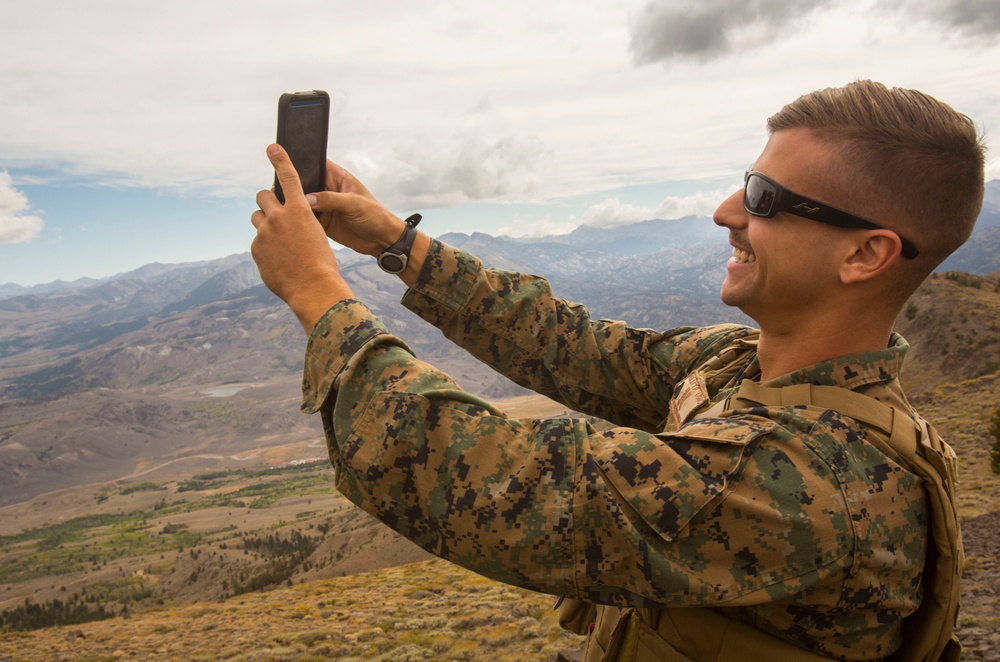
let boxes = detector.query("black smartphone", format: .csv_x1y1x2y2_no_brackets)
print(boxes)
274,90,330,204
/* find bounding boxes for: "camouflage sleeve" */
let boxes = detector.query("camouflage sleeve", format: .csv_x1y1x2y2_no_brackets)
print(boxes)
299,299,926,638
400,239,714,430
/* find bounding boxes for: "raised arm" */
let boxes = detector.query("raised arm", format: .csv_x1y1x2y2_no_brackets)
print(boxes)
402,240,687,430
251,145,430,331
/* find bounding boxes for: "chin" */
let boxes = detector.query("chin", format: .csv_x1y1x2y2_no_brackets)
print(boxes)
719,289,758,321
719,286,744,309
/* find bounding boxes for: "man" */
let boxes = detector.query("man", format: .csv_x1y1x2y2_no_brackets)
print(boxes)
250,81,985,661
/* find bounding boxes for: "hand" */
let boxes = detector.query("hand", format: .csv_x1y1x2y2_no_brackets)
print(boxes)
309,162,407,256
251,144,353,332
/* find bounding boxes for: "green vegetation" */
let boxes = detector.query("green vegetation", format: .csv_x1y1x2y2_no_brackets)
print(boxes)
0,513,136,547
0,596,112,632
0,515,202,584
138,364,188,387
978,362,1000,378
229,530,321,595
186,400,246,427
0,463,334,584
175,474,310,508
0,421,27,444
0,462,345,636
270,354,305,374
119,481,168,495
175,473,332,510
178,461,329,492
0,576,162,633
943,271,984,289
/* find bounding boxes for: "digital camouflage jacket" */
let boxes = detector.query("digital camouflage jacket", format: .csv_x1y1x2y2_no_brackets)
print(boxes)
301,239,928,660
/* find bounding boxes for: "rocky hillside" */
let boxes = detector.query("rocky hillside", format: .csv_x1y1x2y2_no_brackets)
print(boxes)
3,208,1000,505
894,270,1000,396
0,218,737,506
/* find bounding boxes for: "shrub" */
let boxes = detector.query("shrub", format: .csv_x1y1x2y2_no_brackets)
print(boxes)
0,597,111,632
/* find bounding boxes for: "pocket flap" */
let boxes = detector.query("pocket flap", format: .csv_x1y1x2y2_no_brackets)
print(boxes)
593,417,774,541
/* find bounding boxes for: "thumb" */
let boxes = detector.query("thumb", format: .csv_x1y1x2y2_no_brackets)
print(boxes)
308,191,372,222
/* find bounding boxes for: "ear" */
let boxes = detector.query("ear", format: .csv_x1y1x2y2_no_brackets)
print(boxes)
839,230,901,284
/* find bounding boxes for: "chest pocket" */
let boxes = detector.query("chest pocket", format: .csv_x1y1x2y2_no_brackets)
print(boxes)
593,417,775,542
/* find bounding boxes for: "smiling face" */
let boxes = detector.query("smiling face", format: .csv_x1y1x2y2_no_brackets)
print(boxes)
713,128,857,330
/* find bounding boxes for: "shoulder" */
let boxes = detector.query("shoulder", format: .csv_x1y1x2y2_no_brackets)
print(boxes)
648,324,758,376
731,406,926,562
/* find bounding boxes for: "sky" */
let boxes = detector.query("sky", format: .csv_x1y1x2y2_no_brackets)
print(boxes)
1,0,999,286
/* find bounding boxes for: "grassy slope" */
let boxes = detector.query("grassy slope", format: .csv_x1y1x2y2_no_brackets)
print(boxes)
0,557,584,661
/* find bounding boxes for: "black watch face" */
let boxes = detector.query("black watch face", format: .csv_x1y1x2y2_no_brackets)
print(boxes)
379,253,406,273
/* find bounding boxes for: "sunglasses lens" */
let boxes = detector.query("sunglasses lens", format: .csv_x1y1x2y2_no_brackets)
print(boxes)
744,174,776,216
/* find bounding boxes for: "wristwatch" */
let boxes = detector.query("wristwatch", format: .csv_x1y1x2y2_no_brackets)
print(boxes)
377,213,422,274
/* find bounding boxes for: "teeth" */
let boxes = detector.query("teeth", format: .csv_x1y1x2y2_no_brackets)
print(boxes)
732,247,756,264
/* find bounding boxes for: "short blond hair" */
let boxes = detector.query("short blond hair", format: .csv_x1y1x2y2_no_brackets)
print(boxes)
767,80,986,272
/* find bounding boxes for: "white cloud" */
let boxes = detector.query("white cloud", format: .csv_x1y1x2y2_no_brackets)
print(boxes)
0,0,628,202
653,190,730,220
496,215,579,238
582,197,656,227
0,171,43,244
0,0,997,217
354,131,553,211
582,190,728,228
987,156,1000,184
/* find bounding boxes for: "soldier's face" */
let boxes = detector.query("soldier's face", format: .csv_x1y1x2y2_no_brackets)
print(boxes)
713,128,848,326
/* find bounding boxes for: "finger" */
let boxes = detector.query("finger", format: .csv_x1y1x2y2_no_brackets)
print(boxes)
256,188,279,214
251,209,266,229
326,161,355,184
308,190,355,213
326,161,370,196
267,144,305,202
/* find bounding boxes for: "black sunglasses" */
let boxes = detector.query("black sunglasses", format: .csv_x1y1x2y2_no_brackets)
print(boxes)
743,170,919,259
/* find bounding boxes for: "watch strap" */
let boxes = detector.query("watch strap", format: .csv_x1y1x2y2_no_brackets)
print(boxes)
377,213,422,274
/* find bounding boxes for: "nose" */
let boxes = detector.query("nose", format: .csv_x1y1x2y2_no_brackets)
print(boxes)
713,188,748,231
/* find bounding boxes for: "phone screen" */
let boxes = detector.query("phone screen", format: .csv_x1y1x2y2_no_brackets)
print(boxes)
275,91,329,203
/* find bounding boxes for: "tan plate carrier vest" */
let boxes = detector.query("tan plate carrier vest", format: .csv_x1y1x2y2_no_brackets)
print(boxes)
558,351,964,662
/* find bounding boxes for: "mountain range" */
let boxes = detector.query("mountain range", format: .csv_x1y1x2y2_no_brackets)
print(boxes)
2,193,1000,507
2,178,998,300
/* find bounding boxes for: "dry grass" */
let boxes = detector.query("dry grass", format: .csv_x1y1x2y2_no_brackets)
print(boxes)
2,386,999,660
909,371,1000,519
0,557,583,661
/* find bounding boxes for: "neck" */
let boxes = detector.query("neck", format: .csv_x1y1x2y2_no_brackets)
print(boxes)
754,309,895,382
